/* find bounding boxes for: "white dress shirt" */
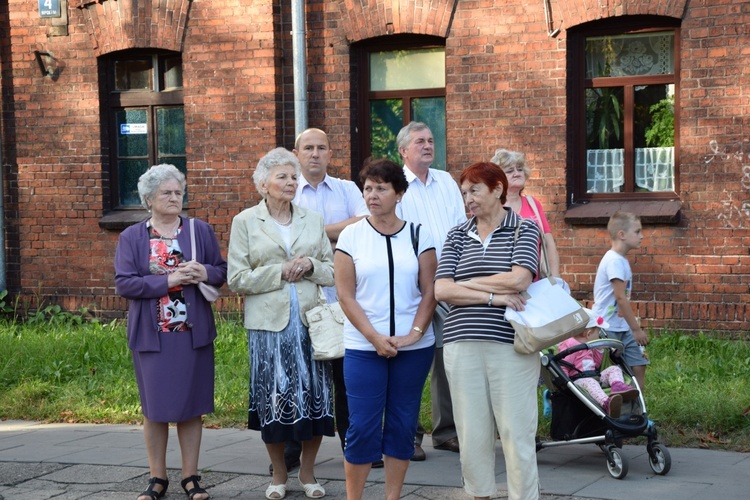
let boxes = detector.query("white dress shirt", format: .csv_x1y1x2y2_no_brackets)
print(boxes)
295,173,369,303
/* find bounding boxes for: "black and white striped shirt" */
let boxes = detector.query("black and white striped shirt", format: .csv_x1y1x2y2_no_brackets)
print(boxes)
435,208,541,345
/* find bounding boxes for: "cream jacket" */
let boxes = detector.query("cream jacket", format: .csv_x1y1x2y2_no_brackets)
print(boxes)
227,200,334,331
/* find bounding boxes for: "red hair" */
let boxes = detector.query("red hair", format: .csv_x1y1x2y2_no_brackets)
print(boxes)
459,162,509,205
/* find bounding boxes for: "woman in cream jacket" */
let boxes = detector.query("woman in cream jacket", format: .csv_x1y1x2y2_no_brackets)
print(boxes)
228,147,334,500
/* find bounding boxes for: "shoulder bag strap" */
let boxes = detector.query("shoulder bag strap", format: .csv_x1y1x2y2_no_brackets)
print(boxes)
525,195,551,276
410,222,421,258
514,220,555,295
189,218,196,261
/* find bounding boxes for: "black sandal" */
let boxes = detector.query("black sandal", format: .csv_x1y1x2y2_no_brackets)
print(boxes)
138,477,169,499
181,475,209,499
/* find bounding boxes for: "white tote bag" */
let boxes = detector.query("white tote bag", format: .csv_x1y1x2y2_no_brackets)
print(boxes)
305,288,345,360
505,276,588,354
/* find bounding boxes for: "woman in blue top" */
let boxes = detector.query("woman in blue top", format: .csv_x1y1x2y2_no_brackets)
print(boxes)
335,158,437,500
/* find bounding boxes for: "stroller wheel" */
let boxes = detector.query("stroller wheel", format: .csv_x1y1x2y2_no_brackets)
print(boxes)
606,446,629,479
648,443,672,475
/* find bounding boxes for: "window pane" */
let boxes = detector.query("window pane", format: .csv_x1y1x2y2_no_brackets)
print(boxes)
586,32,674,78
586,87,624,150
370,99,404,164
370,48,445,91
161,56,183,90
118,159,150,206
634,84,675,192
586,87,624,193
114,58,153,91
157,107,186,156
116,109,149,157
412,97,447,171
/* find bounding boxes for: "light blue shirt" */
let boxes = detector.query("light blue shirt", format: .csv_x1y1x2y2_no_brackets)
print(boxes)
295,173,369,303
396,166,467,260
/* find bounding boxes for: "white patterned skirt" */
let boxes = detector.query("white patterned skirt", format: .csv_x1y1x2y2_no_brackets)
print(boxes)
247,296,335,443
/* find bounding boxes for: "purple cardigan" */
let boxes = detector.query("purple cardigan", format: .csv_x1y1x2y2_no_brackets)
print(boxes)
114,217,228,352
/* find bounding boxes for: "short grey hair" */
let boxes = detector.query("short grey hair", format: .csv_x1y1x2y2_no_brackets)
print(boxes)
490,148,531,180
137,164,186,210
396,121,431,152
252,147,301,196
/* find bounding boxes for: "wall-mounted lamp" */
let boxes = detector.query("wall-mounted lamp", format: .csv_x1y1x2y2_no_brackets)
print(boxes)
34,50,56,77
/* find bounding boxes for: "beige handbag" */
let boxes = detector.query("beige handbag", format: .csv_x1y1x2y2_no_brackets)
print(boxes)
305,287,345,360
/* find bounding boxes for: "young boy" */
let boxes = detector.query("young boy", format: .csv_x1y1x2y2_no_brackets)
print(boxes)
592,211,649,391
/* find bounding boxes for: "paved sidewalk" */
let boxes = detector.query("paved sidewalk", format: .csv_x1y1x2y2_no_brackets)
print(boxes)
0,420,747,499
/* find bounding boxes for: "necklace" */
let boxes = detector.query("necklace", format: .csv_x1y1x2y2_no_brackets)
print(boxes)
272,211,292,226
150,218,181,240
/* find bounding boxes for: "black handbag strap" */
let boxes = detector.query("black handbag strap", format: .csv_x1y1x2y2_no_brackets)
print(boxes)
410,222,421,258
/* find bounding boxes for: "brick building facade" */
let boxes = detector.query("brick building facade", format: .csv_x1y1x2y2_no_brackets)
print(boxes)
0,0,748,333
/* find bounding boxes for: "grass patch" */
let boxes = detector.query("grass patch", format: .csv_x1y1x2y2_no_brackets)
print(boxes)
1,316,749,451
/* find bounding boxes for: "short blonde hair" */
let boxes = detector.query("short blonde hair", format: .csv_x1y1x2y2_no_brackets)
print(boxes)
490,148,531,181
607,211,640,239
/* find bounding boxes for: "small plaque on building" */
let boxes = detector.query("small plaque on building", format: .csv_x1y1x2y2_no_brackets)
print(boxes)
39,0,61,18
121,124,148,135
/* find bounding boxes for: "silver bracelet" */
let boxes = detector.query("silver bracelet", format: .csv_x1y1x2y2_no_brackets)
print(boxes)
487,293,494,306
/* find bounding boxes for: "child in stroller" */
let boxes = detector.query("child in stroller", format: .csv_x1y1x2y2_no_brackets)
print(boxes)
558,309,639,418
536,310,671,479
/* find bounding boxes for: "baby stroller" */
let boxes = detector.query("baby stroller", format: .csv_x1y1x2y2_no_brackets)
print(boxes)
536,337,671,479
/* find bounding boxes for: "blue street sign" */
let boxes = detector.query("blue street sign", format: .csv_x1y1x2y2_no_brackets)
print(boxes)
39,0,61,18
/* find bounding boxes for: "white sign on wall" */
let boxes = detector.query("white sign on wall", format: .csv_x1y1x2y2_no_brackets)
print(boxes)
121,124,148,135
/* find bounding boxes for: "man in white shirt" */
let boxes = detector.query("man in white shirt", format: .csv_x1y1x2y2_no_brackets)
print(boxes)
272,128,370,471
395,122,467,460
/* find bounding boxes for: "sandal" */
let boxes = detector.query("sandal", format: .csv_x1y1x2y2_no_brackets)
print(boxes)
265,482,287,500
298,475,325,498
137,477,169,500
181,475,209,499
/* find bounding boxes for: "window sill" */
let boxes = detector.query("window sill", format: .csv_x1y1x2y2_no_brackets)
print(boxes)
99,210,151,231
564,200,681,225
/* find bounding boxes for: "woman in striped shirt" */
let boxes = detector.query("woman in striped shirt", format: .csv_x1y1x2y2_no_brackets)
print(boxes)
435,161,542,500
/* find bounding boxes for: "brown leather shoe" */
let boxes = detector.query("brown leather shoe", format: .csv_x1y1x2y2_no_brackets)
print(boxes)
411,444,426,461
433,437,460,453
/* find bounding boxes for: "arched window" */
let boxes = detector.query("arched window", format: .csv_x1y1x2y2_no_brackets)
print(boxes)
354,35,446,177
104,50,185,209
570,18,680,203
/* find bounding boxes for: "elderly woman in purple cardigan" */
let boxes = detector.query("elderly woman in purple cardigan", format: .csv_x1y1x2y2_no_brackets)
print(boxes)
115,164,227,500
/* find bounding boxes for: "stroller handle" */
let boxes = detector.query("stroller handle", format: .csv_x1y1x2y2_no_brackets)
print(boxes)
552,338,625,362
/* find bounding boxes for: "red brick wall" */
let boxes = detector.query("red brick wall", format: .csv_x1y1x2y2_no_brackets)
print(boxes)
1,0,279,315
2,0,748,333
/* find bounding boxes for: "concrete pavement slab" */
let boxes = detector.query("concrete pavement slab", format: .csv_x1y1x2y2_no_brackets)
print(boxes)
1,420,749,499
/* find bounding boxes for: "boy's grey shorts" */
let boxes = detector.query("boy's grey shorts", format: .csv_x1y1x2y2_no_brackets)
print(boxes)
607,329,650,367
